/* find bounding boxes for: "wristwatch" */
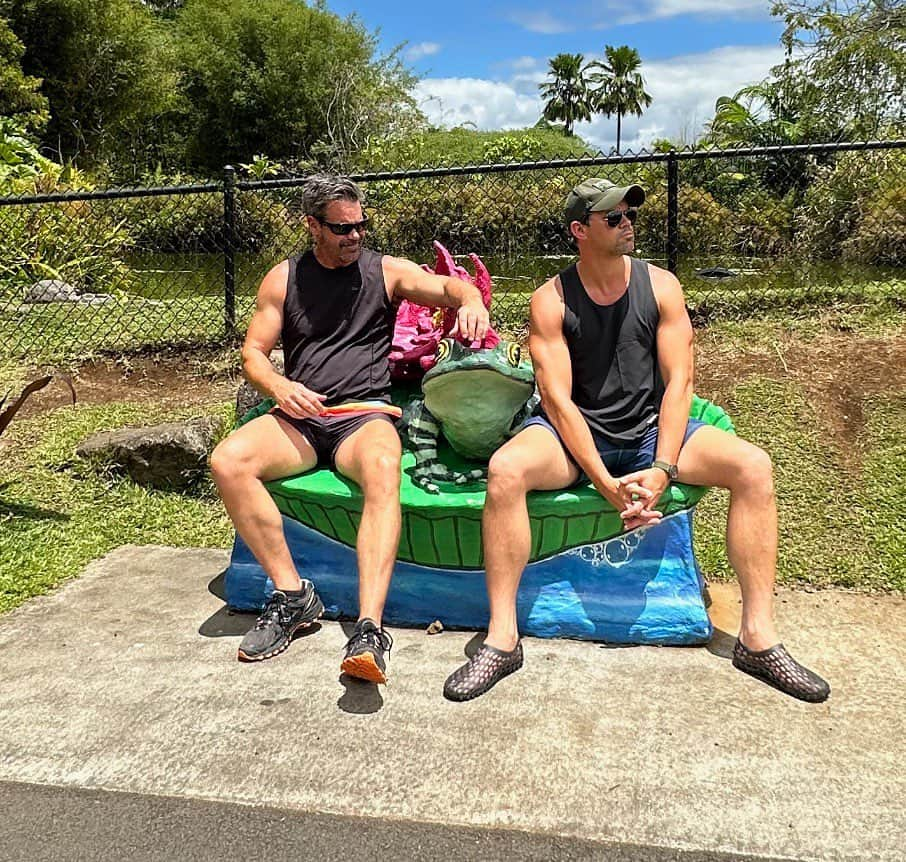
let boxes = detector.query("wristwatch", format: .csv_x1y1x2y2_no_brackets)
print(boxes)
652,460,678,482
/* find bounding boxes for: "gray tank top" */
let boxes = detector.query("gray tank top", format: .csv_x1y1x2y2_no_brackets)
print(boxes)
559,256,664,446
281,248,395,405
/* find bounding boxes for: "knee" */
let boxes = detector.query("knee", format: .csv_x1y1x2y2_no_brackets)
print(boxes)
486,449,529,499
209,438,254,485
361,449,401,495
735,445,774,497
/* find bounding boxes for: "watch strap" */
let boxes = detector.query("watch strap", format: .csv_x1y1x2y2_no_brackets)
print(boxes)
652,459,677,481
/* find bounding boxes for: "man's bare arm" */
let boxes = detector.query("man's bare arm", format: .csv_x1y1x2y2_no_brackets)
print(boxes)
383,255,489,342
652,267,694,466
241,261,325,418
530,281,653,518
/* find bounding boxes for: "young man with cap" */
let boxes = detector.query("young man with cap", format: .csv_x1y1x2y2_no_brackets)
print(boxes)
211,174,489,685
442,177,830,704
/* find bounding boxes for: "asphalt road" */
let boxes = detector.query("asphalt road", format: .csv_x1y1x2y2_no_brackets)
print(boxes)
0,780,787,862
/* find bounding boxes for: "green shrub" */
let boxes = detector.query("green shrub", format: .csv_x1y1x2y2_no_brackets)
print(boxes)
795,149,906,262
841,183,906,266
120,187,294,253
0,144,132,296
355,127,592,171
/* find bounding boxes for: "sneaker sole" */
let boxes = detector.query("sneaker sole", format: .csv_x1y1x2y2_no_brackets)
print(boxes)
341,652,387,684
237,599,325,663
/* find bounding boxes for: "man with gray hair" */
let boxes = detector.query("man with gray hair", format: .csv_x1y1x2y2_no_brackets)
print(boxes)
211,174,489,684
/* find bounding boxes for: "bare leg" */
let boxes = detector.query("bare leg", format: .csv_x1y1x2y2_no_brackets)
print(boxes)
676,426,779,650
482,427,580,651
210,414,317,592
334,418,402,625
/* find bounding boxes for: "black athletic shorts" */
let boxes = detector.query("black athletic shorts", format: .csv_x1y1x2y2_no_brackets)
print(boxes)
271,409,396,468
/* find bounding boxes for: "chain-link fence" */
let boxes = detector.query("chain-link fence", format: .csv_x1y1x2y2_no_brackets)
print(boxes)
1,140,903,361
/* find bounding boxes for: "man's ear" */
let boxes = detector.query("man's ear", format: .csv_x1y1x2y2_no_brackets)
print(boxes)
569,220,586,243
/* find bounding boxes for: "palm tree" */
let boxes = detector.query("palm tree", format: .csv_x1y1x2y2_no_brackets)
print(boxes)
587,45,652,153
707,81,805,147
538,53,593,136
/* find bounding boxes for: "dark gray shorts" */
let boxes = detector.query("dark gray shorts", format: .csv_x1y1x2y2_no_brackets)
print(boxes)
271,409,396,468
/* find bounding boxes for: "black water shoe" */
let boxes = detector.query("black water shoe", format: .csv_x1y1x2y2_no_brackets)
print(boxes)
732,639,830,702
443,641,524,702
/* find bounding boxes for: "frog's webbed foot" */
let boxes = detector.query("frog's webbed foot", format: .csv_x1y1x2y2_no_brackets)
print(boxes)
412,471,441,494
451,466,486,485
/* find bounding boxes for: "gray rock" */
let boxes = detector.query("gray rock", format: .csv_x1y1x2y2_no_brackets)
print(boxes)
24,279,79,303
235,350,284,421
76,416,223,490
77,292,115,305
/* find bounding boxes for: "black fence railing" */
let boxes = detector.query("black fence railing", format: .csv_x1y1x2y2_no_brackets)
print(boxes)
1,140,904,361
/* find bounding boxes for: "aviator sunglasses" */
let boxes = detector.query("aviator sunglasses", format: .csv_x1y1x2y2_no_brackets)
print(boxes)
596,207,639,228
316,215,370,236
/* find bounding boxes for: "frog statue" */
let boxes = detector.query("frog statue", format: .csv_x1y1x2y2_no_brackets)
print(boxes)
405,337,537,493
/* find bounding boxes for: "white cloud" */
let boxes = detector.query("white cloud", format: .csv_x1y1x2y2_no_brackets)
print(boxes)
405,42,441,62
507,0,769,32
413,78,541,130
413,44,785,150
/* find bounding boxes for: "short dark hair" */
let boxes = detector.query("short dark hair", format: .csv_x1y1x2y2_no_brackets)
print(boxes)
302,174,364,219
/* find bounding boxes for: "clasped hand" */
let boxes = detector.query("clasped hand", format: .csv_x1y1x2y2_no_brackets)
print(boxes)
609,467,670,530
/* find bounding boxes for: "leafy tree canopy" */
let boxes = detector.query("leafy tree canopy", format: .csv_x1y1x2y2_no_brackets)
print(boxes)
0,17,48,130
539,53,593,136
710,0,905,146
587,45,652,153
173,0,420,171
2,0,175,165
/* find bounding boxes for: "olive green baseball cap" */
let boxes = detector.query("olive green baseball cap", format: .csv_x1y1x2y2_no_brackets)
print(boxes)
564,178,645,226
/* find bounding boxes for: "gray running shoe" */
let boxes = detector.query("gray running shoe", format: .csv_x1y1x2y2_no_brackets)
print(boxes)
237,582,323,662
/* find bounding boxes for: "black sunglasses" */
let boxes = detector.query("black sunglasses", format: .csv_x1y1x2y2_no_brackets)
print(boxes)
599,208,638,228
316,215,370,236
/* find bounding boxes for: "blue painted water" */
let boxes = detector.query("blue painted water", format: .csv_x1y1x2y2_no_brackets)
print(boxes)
225,509,712,645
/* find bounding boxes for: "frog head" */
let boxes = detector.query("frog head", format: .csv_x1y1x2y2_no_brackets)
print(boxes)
421,338,535,460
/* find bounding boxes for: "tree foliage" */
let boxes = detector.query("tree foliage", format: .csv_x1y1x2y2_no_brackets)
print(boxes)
587,45,652,153
2,0,175,165
0,17,48,130
173,0,419,172
773,0,905,138
539,53,593,136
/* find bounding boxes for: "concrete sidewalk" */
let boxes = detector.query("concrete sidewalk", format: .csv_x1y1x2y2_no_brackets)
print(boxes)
1,545,903,861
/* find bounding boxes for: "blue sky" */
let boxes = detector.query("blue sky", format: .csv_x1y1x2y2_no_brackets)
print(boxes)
323,1,787,151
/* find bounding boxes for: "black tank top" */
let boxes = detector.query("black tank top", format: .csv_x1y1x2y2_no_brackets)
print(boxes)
559,256,664,446
281,247,395,405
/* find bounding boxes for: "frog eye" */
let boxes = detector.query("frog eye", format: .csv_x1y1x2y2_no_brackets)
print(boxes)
506,342,521,366
436,338,453,362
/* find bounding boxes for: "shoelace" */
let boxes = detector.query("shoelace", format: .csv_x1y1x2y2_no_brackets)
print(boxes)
346,625,393,653
255,594,291,630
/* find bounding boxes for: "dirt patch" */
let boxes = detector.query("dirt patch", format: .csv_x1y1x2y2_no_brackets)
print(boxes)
695,331,906,468
6,329,905,468
6,349,240,421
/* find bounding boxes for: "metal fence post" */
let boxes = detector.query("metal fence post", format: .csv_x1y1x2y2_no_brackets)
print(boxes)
223,165,237,339
667,150,679,275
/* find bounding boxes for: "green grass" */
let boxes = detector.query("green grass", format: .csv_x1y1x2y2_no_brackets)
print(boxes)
1,315,904,615
858,394,906,591
0,401,234,613
693,378,906,591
